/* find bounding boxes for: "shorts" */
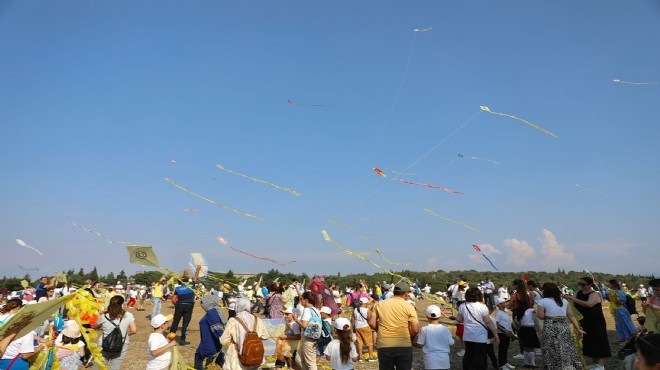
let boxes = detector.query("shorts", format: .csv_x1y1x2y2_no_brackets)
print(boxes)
356,326,373,347
455,323,464,338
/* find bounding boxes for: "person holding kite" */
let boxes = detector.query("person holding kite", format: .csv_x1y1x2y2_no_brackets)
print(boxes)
170,276,197,346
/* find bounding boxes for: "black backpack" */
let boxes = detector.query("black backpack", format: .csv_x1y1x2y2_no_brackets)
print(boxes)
624,294,637,315
102,315,127,353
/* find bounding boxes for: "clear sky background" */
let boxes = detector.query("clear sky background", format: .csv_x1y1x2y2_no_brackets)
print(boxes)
2,1,659,279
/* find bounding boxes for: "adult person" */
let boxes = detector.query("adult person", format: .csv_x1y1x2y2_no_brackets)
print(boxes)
634,333,660,370
368,281,419,370
150,275,166,319
536,283,583,370
608,279,637,341
0,331,50,370
170,276,196,345
639,285,649,303
0,299,22,326
264,283,285,319
456,287,499,370
641,278,659,333
565,276,611,368
483,278,496,306
35,276,57,301
37,288,56,303
95,295,137,370
195,295,227,370
220,298,269,370
294,291,321,370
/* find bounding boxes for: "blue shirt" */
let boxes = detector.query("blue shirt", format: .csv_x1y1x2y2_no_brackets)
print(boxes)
35,283,46,300
175,283,195,303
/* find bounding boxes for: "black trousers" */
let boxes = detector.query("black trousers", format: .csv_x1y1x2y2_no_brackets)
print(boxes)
463,341,488,370
498,335,511,367
170,302,194,340
377,347,413,370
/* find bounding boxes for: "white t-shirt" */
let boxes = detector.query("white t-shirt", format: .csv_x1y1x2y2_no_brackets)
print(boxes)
459,302,490,343
324,339,357,370
1,332,34,360
483,282,495,294
96,312,135,345
495,310,513,332
353,307,369,329
300,307,321,338
538,298,569,317
146,333,171,370
416,324,454,369
639,288,648,298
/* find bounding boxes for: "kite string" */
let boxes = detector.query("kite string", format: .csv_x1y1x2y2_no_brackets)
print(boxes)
229,246,296,266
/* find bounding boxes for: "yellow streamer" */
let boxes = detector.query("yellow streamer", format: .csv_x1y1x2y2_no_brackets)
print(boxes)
68,218,133,245
164,178,265,221
375,248,413,266
327,219,353,229
613,79,658,85
480,106,558,139
216,164,301,196
66,290,108,370
321,230,410,281
424,208,480,233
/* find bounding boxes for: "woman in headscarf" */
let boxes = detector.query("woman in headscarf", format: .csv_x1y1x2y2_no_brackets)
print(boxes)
220,298,269,370
195,295,228,370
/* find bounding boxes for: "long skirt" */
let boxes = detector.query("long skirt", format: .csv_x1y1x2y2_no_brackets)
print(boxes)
540,317,582,370
614,308,636,341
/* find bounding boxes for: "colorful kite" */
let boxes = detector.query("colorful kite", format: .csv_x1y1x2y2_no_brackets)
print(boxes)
321,230,410,280
164,178,265,221
229,245,296,266
375,248,413,266
287,99,334,109
216,236,229,245
327,219,353,229
457,153,499,165
373,167,387,177
612,79,658,85
414,27,432,32
575,184,604,194
480,106,558,139
68,218,133,245
17,265,39,271
16,239,43,256
472,244,498,270
394,179,463,194
424,208,480,233
216,164,301,196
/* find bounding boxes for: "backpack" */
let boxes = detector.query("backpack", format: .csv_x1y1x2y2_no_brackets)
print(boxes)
101,315,127,353
317,319,333,347
624,294,637,315
349,292,362,310
232,315,264,367
303,308,323,340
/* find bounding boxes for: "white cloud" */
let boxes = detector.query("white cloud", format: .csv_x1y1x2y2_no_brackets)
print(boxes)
503,238,536,268
538,229,578,270
426,257,440,268
477,243,501,255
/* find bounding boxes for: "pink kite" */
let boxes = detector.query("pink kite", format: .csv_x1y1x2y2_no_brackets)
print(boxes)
216,236,228,245
394,179,463,194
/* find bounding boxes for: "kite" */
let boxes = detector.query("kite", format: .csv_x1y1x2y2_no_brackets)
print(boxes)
613,79,658,85
457,153,499,165
480,106,558,139
170,157,177,164
15,239,43,256
68,218,133,245
375,248,413,266
126,245,161,268
327,219,353,229
373,167,387,177
472,244,498,271
224,242,295,266
287,99,334,109
189,253,209,278
17,265,39,271
321,230,410,281
164,178,265,221
179,208,201,213
215,164,301,196
575,184,604,194
216,236,228,245
424,208,480,233
414,27,432,32
394,179,464,194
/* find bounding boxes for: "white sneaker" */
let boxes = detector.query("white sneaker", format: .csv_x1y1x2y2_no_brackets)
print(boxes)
457,349,465,357
505,363,516,369
513,354,525,360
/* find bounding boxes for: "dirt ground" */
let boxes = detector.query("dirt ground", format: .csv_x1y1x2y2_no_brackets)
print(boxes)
117,298,635,369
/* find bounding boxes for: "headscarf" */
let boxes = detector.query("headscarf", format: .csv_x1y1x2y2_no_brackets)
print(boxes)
234,298,256,354
201,295,226,337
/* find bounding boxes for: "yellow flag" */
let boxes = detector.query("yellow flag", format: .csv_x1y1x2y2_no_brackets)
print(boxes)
170,345,194,370
126,245,161,268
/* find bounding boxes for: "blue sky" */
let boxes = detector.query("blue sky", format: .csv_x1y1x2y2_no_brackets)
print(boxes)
2,0,659,279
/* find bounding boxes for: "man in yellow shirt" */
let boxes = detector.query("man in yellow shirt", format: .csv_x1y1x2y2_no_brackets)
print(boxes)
151,275,167,318
369,281,419,370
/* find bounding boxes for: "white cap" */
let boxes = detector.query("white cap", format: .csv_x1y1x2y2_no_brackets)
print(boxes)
434,291,443,296
359,297,369,304
425,305,441,318
320,306,332,315
150,314,173,328
640,284,644,287
495,297,510,306
334,317,351,330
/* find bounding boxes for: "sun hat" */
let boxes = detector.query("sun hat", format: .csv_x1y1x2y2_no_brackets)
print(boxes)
281,308,294,314
61,322,81,338
150,314,173,328
334,317,351,330
495,297,510,306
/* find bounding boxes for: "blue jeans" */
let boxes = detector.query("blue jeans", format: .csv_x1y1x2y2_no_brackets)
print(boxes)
377,347,412,370
151,297,162,317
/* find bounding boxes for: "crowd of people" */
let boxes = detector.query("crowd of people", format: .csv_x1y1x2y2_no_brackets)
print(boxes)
0,274,658,370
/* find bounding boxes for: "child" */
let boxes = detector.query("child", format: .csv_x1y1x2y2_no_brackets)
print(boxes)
324,317,358,370
352,297,376,362
495,297,515,370
227,296,237,318
414,305,454,370
317,306,333,362
55,322,85,370
487,305,499,370
276,308,301,370
147,314,178,370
